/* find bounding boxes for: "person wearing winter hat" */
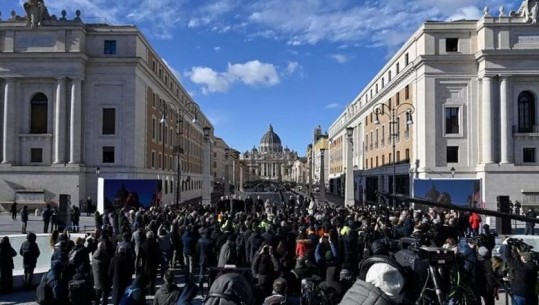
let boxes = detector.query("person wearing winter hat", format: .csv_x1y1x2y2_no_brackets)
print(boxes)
476,246,496,305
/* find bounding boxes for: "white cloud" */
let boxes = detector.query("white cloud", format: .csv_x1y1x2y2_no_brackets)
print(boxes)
214,46,222,52
185,60,280,94
286,61,299,74
447,6,483,21
40,0,519,49
325,103,340,109
330,54,349,64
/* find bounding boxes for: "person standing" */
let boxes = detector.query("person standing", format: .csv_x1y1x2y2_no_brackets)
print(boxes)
86,196,93,216
21,206,29,234
19,232,40,289
468,212,482,236
71,205,80,233
0,236,17,294
525,208,537,235
109,246,134,305
10,202,17,220
42,204,51,234
92,241,112,305
50,207,58,232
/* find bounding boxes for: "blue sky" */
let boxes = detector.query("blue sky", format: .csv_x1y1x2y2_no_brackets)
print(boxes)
5,0,521,155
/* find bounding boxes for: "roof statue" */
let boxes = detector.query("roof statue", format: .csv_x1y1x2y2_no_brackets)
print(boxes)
23,0,50,27
513,0,539,23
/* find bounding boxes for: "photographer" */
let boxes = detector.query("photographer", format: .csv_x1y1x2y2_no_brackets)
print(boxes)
500,238,538,305
252,244,280,296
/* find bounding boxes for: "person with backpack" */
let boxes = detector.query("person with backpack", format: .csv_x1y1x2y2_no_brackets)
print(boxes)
67,266,93,305
20,232,40,289
92,241,112,305
37,260,67,305
153,270,180,305
0,236,17,294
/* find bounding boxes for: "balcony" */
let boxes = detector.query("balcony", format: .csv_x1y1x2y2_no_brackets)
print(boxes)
513,125,539,134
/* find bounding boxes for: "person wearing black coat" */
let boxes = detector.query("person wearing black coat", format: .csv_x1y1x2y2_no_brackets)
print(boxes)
92,241,112,305
247,227,265,263
0,236,17,293
197,230,214,283
21,205,29,234
140,231,161,295
109,245,135,305
153,270,180,305
19,232,40,289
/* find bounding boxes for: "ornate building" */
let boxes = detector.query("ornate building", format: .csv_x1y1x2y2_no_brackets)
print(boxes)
0,3,214,209
241,125,299,182
328,0,539,210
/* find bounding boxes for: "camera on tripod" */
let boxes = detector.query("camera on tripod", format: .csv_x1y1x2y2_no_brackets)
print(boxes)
417,246,456,266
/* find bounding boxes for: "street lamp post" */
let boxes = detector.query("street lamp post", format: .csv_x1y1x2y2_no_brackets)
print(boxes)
345,127,354,207
373,102,415,207
159,102,169,171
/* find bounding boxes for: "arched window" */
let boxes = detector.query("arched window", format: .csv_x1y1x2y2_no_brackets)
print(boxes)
518,91,536,133
30,93,48,133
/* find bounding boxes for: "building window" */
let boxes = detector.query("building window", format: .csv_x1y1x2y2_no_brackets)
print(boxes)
30,148,42,163
523,148,536,163
518,91,536,133
446,38,458,52
30,93,48,133
447,146,459,163
396,63,400,74
104,40,117,55
376,84,379,93
102,108,116,135
382,77,385,88
151,151,155,168
405,53,409,65
445,107,460,134
376,156,379,167
388,70,392,81
381,125,385,146
152,93,156,108
405,148,410,161
397,151,401,162
382,155,385,165
405,85,409,99
152,118,156,141
102,146,115,163
396,92,400,105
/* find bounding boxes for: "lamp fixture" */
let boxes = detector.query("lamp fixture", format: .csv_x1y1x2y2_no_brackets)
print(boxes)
406,109,414,125
450,167,456,178
96,167,100,175
160,115,165,123
346,127,354,138
203,126,211,138
374,109,381,125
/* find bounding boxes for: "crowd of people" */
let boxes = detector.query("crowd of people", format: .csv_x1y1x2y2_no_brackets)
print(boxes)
0,193,537,305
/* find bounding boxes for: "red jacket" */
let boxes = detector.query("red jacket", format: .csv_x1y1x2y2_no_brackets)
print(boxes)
469,213,482,229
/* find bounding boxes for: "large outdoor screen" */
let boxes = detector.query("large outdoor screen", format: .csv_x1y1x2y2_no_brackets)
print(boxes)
413,179,482,207
98,178,162,212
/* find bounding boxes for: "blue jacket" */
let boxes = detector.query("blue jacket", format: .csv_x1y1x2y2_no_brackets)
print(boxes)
182,231,194,256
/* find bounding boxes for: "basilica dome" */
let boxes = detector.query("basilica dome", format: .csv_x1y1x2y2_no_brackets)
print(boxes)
259,124,283,153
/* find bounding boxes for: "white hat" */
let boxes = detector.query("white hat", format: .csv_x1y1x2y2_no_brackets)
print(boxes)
366,263,405,303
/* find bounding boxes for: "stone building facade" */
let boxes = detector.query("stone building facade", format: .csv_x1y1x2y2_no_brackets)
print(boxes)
329,0,539,211
0,5,214,208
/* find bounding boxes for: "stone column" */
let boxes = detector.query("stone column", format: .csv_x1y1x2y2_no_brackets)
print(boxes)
202,136,211,205
69,78,82,164
481,77,494,164
239,163,244,192
345,133,355,207
54,78,66,164
2,79,16,164
499,76,513,164
320,149,326,203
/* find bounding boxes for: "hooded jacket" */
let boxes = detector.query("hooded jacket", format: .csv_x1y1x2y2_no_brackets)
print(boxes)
153,283,180,305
